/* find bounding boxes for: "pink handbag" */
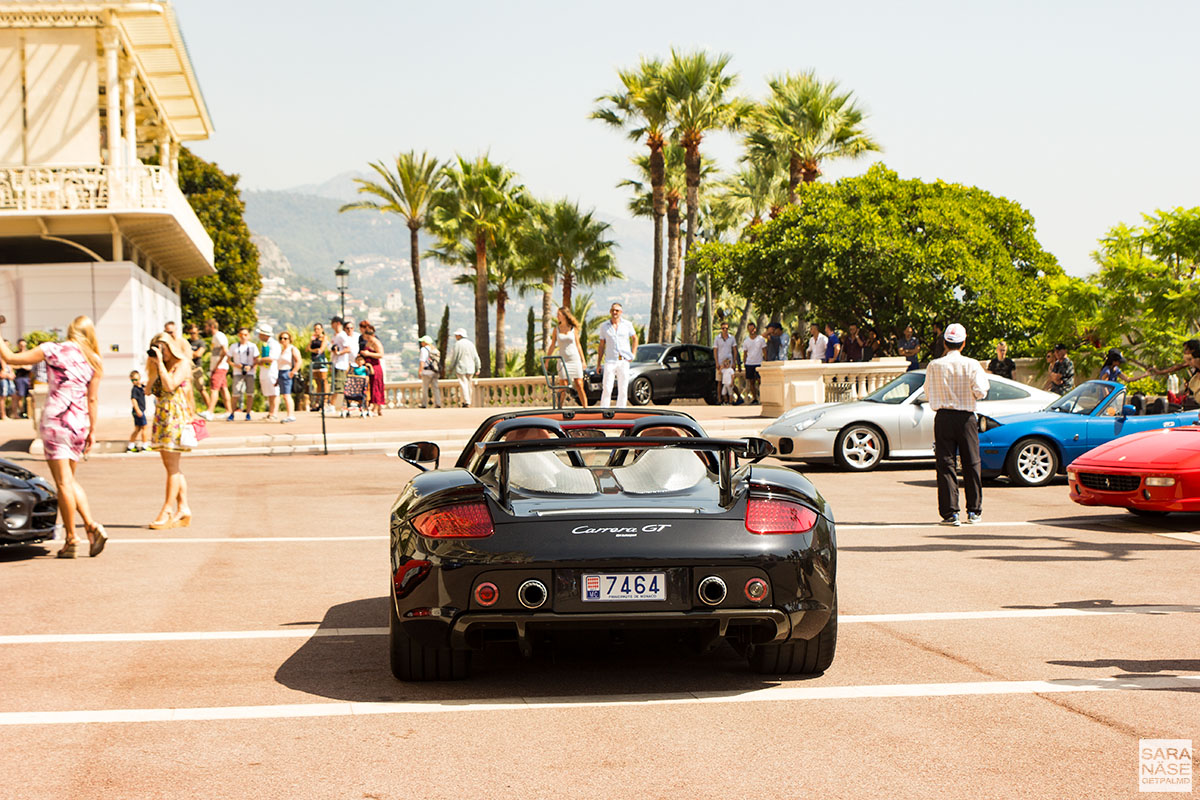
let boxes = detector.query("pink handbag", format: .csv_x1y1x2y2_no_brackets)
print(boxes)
190,418,209,442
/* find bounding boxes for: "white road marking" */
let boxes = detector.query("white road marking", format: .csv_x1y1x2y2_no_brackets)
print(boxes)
1158,532,1200,544
2,675,1197,726
2,604,1192,645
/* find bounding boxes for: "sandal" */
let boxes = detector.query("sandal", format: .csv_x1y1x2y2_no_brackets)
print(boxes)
148,517,172,530
87,524,108,557
56,541,78,559
171,511,192,528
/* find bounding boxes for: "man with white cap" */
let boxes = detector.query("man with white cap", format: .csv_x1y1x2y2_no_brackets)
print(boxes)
255,324,282,421
923,322,989,526
444,328,481,407
417,334,442,408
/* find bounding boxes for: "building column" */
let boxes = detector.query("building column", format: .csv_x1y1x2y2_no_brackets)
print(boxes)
158,128,171,177
102,28,121,201
122,62,137,183
168,140,180,180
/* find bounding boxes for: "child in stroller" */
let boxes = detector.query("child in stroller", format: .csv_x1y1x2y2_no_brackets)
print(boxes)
341,355,371,417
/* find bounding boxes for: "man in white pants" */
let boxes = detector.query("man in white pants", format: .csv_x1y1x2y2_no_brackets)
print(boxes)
596,302,638,408
445,328,482,407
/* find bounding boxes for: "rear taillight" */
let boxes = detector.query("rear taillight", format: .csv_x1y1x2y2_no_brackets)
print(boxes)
474,582,499,607
412,502,494,539
393,559,431,598
746,497,818,534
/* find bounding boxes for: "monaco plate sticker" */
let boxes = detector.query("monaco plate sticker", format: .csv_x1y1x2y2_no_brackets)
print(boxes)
583,573,666,602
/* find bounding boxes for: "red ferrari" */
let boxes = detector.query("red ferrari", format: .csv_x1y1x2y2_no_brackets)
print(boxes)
1067,423,1200,516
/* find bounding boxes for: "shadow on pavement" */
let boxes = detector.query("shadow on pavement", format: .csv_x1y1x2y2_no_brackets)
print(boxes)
0,543,50,562
275,596,786,703
1047,658,1200,674
1032,512,1200,534
840,531,1197,562
1004,599,1200,614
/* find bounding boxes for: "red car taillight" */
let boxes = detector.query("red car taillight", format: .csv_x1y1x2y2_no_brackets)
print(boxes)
412,501,494,539
745,497,818,534
393,559,431,598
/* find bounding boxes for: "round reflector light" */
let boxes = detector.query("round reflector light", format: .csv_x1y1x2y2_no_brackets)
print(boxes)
474,582,499,607
745,578,768,602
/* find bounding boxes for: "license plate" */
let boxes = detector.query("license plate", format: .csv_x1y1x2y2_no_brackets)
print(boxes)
582,573,666,602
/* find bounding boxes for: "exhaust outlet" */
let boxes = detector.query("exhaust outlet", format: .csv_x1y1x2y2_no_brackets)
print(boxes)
517,579,548,609
697,576,727,607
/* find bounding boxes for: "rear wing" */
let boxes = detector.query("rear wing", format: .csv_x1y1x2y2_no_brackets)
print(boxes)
474,435,775,505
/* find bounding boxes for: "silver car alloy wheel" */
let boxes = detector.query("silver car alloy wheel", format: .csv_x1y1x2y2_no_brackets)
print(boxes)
631,378,652,405
1016,442,1053,483
840,427,881,470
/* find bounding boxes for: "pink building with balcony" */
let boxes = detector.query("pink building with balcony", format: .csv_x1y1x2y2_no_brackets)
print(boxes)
0,1,214,415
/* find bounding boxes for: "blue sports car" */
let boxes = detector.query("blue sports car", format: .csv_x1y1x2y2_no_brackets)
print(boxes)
979,380,1200,486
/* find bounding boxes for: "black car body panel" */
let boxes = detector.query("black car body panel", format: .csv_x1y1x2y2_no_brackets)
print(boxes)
582,343,718,405
0,459,58,545
390,410,836,674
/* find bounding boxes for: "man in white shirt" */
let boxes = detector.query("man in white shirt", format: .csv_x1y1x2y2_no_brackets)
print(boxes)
418,334,441,408
202,318,230,420
740,322,766,405
256,324,282,420
227,327,258,421
330,317,353,411
923,323,989,527
596,302,638,408
444,328,482,407
806,323,828,361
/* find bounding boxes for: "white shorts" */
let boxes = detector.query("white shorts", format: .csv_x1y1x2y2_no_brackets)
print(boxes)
258,370,279,397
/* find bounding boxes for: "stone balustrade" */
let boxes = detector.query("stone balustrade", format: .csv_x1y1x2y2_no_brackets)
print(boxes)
379,376,556,409
757,358,912,418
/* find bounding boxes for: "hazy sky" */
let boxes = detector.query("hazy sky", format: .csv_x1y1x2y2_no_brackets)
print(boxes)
176,0,1199,277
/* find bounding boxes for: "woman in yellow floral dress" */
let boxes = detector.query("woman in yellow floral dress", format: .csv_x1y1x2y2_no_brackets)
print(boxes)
145,333,194,529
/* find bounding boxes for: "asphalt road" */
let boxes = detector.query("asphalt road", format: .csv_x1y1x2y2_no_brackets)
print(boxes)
0,453,1196,799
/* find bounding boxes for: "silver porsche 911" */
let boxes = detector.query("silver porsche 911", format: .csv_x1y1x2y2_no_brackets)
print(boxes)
761,371,1058,471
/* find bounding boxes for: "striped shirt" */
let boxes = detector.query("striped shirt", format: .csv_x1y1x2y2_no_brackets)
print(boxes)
923,350,989,413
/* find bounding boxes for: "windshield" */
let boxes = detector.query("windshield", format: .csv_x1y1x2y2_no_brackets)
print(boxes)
1047,382,1113,415
633,345,667,364
863,372,925,404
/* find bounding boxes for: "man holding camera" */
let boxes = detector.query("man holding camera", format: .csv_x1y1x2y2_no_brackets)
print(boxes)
227,327,257,421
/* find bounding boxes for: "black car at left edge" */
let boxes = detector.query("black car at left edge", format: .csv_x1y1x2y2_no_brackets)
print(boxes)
387,408,837,680
0,458,58,546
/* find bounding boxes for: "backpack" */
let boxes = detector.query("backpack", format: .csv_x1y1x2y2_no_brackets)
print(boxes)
424,347,440,374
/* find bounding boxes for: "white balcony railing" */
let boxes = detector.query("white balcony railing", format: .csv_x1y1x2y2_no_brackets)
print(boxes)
0,164,214,265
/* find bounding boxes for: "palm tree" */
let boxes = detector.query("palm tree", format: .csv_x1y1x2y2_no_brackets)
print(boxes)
592,58,671,342
662,48,749,343
620,144,714,342
719,161,787,232
745,71,880,202
339,151,444,336
437,231,537,376
427,155,528,378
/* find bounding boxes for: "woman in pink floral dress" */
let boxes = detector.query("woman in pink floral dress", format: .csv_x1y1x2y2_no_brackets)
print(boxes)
0,316,107,558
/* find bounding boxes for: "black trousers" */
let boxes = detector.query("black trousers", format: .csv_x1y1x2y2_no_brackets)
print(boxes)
934,409,982,518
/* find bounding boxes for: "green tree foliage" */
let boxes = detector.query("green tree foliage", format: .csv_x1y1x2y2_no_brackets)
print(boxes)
694,165,1061,357
436,305,450,379
524,306,537,377
1040,207,1200,375
177,148,261,330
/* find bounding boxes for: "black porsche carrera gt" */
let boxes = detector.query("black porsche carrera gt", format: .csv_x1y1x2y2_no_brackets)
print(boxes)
389,408,837,681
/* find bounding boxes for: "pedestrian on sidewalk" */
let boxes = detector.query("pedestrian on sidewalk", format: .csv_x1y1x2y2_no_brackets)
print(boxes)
145,333,194,530
308,323,329,410
185,323,207,407
330,317,353,413
276,330,300,423
899,325,921,371
741,322,765,404
445,328,482,407
923,323,988,527
986,341,1015,380
202,318,230,420
418,334,442,408
359,322,386,416
12,339,31,419
255,325,281,421
228,327,257,421
0,350,14,420
596,302,638,408
806,323,827,362
0,316,107,557
1047,343,1075,395
712,320,739,399
545,307,587,408
128,370,148,452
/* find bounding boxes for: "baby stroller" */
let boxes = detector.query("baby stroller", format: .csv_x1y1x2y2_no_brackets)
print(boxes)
341,374,369,417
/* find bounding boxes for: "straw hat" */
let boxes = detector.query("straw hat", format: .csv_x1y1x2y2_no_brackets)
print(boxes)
150,333,187,360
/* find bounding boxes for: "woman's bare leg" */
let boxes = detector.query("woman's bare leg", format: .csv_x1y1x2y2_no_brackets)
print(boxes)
66,460,97,537
155,450,183,522
573,378,589,408
46,459,77,545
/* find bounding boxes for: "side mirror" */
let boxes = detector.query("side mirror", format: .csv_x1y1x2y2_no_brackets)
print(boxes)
1120,404,1136,419
740,437,775,463
398,441,440,472
912,396,926,406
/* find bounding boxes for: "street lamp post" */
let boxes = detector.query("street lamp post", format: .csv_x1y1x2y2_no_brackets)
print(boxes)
334,261,349,319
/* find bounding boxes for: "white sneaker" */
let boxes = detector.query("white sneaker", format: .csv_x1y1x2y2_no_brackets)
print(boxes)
282,416,296,423
324,404,335,413
199,411,214,421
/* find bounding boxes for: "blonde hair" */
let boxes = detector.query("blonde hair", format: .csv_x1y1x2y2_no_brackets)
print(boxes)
67,316,103,375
